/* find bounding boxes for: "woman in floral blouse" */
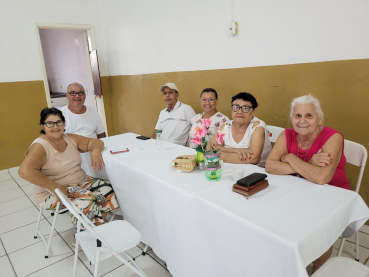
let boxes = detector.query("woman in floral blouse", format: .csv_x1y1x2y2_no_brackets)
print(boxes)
188,88,229,148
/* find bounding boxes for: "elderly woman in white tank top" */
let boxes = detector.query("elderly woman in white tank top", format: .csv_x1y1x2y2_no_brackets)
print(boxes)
210,92,272,167
19,107,119,229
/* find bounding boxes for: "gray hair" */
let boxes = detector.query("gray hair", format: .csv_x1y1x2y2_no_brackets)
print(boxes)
290,94,324,120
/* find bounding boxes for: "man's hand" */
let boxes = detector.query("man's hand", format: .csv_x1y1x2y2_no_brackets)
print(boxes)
308,149,332,167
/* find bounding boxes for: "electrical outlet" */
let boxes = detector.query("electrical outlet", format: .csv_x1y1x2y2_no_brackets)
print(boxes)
229,21,238,35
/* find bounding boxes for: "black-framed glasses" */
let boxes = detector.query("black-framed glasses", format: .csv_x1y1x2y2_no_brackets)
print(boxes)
231,104,252,113
68,91,85,96
44,120,65,128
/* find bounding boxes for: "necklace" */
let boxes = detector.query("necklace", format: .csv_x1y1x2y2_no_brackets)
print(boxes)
296,127,322,177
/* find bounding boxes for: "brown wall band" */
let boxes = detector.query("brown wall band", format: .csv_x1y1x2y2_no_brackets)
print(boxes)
1,59,369,208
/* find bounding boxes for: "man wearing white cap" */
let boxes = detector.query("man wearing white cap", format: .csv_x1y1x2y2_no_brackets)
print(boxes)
151,83,196,145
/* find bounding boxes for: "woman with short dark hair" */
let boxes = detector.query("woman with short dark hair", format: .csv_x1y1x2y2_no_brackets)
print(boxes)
188,88,229,148
19,107,119,229
211,92,271,167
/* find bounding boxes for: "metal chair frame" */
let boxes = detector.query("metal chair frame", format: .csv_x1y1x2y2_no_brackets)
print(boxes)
337,139,367,261
55,188,147,277
34,191,68,258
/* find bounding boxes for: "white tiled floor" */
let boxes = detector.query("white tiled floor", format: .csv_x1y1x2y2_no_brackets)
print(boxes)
1,166,369,277
0,167,172,277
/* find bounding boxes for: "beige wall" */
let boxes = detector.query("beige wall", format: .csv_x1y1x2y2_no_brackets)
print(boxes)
0,81,48,169
2,59,368,205
0,77,114,170
108,59,369,203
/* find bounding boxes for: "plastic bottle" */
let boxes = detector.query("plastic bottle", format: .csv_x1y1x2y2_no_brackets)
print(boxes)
156,130,162,150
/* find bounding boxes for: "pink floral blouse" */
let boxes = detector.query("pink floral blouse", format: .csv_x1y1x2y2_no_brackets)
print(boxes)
188,112,229,148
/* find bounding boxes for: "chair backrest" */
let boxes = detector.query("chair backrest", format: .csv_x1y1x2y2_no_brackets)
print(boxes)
344,139,368,193
266,125,285,143
55,188,112,248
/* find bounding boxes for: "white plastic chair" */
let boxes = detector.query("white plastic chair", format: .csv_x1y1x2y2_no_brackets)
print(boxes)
266,125,285,143
311,257,369,277
34,190,68,258
55,188,148,277
337,139,368,260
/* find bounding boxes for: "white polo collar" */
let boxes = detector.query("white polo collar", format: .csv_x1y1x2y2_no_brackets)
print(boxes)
166,100,181,112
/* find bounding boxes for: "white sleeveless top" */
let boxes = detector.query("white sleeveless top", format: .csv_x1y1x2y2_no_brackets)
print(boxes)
220,117,272,167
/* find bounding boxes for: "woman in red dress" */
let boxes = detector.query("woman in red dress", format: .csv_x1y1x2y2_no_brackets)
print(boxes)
265,94,350,272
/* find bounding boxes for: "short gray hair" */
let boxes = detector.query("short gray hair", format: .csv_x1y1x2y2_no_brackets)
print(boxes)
290,94,324,120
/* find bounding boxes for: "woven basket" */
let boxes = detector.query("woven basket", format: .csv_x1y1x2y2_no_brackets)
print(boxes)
172,155,197,172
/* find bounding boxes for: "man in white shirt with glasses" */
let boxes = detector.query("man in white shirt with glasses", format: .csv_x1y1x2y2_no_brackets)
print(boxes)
58,82,108,180
151,83,196,146
58,82,106,139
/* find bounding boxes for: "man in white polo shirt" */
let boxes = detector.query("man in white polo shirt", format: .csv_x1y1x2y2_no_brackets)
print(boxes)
58,82,106,139
151,83,196,146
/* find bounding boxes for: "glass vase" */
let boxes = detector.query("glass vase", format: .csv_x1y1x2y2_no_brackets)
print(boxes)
204,151,222,181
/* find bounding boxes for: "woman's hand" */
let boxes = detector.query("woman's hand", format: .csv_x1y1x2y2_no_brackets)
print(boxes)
54,183,68,202
308,149,332,167
91,150,105,171
232,148,254,161
281,153,294,163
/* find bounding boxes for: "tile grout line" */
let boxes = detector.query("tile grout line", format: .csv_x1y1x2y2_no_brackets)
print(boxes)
1,238,18,277
23,252,75,277
0,205,36,219
5,254,18,277
146,250,171,272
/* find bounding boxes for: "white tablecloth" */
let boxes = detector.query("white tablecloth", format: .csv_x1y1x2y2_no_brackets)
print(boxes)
101,133,369,277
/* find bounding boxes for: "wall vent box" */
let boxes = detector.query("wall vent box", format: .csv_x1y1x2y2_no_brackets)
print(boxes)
229,21,238,35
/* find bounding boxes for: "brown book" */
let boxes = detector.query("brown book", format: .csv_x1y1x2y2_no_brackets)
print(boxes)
232,179,269,199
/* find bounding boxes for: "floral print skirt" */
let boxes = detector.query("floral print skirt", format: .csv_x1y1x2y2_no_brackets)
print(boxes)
38,176,119,228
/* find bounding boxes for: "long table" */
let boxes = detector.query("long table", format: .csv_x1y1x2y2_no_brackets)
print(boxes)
101,133,369,277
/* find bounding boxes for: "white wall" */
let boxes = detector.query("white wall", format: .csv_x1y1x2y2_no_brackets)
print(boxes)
0,0,108,83
1,0,368,82
99,0,369,76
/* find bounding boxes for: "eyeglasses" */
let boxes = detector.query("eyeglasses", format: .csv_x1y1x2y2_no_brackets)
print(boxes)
231,104,252,113
201,98,215,103
44,120,65,128
68,91,85,96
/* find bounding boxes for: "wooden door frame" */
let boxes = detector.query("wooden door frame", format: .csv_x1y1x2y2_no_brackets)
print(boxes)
34,22,109,136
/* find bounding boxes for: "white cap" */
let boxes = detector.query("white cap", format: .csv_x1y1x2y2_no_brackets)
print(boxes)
159,83,178,93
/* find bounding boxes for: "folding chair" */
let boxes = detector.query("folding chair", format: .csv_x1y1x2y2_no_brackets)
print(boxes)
337,139,368,260
55,188,148,277
33,189,68,258
266,125,285,143
311,257,369,277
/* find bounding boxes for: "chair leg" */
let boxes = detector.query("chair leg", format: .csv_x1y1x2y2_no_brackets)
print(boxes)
93,248,101,277
115,253,148,277
142,244,149,255
337,238,345,256
45,202,60,258
34,208,43,239
73,240,79,277
355,231,360,261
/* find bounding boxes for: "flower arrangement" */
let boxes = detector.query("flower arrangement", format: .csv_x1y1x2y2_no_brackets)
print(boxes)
216,132,225,145
191,118,212,153
191,119,226,152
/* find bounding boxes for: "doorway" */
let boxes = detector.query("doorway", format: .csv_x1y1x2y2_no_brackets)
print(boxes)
35,23,108,136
